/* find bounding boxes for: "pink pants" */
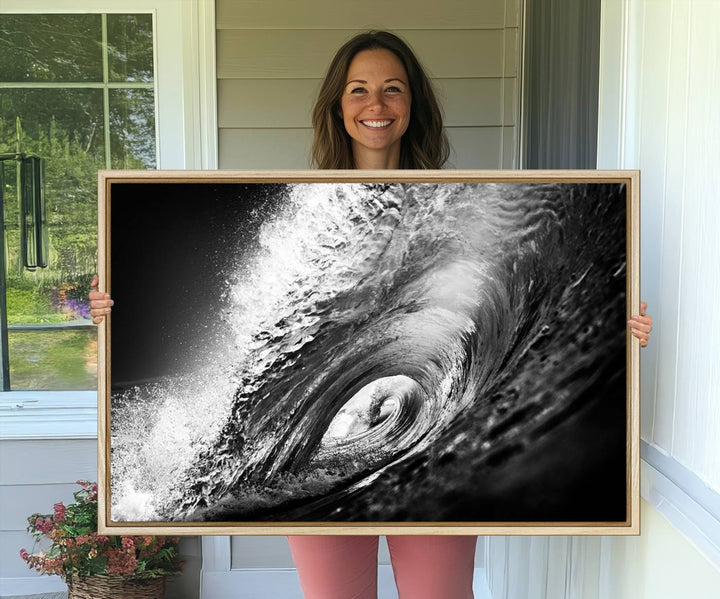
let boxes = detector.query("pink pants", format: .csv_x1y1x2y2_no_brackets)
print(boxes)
287,535,477,599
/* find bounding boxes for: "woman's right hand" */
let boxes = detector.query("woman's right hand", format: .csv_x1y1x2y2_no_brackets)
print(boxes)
89,274,113,324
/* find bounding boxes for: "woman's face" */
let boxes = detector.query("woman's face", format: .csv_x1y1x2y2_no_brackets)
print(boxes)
340,49,411,167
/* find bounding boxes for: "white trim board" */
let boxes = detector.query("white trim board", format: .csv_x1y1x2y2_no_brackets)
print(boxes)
0,576,66,598
641,448,720,568
642,441,720,522
0,392,96,440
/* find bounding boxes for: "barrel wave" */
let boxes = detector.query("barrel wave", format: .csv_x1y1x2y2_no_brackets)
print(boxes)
111,182,627,523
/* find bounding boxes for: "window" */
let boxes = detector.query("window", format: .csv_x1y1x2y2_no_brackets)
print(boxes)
0,1,215,440
0,13,156,390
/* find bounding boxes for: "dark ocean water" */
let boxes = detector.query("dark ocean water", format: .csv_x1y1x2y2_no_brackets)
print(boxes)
111,182,627,523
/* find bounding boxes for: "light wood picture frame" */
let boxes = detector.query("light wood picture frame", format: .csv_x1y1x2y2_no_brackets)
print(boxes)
97,170,640,535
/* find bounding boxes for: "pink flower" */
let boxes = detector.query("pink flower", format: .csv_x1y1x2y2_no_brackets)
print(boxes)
121,537,135,549
43,556,64,576
107,548,137,576
53,502,66,522
34,518,54,534
19,548,29,562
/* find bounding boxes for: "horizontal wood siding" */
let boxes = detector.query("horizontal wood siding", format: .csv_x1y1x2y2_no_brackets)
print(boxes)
0,439,96,580
217,0,514,30
0,483,87,531
218,30,513,79
219,126,513,169
217,0,521,169
0,439,201,598
219,78,516,128
219,128,313,169
0,440,96,485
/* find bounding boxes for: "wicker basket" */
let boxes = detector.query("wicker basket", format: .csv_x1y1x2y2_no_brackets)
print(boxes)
67,575,165,599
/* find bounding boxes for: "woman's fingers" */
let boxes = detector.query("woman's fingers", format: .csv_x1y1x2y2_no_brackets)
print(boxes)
629,327,650,340
627,317,652,333
628,303,653,348
88,274,113,324
89,297,113,308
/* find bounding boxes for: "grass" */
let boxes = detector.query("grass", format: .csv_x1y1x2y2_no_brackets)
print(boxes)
8,329,97,390
6,287,68,325
4,277,97,389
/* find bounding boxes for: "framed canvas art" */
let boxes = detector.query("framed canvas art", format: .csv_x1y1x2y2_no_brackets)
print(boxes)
97,170,640,535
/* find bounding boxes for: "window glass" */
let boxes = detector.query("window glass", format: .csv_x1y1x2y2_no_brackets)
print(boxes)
107,14,154,83
0,14,103,82
8,329,97,390
109,89,156,169
0,13,155,390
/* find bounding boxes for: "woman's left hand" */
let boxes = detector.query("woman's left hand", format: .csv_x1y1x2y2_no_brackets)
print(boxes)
628,301,653,348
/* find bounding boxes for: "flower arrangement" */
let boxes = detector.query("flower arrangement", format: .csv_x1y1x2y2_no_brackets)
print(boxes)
20,481,182,584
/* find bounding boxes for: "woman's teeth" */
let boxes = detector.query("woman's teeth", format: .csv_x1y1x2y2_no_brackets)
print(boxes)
362,120,392,128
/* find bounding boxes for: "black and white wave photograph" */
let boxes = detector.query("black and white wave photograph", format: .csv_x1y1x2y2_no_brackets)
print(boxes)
107,177,630,526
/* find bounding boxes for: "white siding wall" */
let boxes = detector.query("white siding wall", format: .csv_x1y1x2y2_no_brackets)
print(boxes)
216,0,522,169
0,439,96,595
0,436,201,599
485,499,720,599
604,0,720,489
486,0,720,597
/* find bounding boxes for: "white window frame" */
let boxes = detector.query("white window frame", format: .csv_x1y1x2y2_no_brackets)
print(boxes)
0,0,217,440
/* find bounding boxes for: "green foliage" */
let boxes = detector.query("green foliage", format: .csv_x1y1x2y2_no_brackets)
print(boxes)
1,111,101,280
0,15,103,83
1,110,99,308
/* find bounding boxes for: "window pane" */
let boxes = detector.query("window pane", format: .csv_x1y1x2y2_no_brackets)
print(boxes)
0,89,106,160
110,89,156,168
8,329,97,390
0,14,102,82
1,88,105,276
1,89,103,390
107,14,154,83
